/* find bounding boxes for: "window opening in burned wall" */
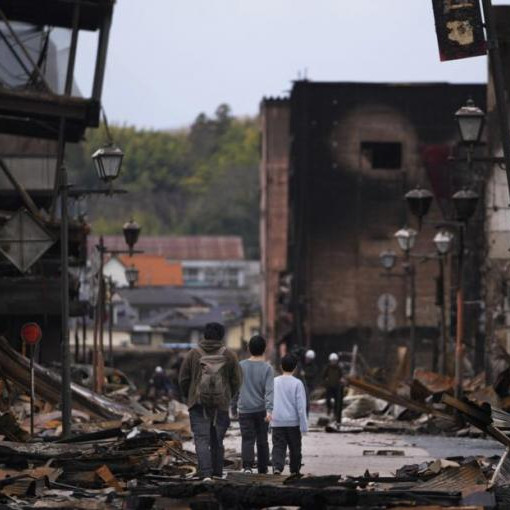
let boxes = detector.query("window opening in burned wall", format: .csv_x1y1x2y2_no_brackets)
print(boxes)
360,142,402,170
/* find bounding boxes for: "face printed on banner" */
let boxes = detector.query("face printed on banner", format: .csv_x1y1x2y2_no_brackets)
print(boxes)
446,20,475,46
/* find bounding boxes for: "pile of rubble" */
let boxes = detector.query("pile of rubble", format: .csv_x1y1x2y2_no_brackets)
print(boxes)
2,331,510,508
316,368,506,436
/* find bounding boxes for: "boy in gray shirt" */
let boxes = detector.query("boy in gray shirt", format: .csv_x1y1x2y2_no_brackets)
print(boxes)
271,354,307,475
235,335,274,474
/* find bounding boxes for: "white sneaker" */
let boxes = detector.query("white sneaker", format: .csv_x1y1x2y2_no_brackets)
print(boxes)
202,477,213,483
243,468,253,474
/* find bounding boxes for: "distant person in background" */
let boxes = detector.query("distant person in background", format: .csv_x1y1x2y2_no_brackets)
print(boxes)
322,353,343,422
234,335,274,474
148,366,170,399
296,349,318,416
179,322,242,481
302,350,318,393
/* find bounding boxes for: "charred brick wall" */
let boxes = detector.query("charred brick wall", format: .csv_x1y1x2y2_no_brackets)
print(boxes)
285,82,486,368
260,99,290,356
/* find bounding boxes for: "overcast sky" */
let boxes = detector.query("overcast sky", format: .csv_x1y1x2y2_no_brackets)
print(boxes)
75,0,508,130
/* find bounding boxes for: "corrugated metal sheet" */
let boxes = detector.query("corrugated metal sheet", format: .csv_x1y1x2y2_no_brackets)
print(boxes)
412,461,487,496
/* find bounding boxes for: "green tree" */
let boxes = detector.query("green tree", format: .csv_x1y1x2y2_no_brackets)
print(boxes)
66,105,260,257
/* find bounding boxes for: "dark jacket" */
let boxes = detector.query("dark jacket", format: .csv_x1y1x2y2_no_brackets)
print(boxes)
178,338,242,411
322,364,342,389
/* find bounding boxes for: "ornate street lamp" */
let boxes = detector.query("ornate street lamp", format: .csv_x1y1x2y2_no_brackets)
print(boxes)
123,219,141,256
125,264,139,288
433,230,454,255
405,186,434,227
91,144,124,183
455,99,485,145
394,227,417,253
452,188,479,222
379,250,397,271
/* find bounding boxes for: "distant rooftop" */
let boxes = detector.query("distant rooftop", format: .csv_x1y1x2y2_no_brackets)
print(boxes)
89,235,245,261
116,254,183,287
117,286,204,308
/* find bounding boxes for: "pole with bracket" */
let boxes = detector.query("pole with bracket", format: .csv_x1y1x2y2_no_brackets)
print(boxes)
60,166,71,438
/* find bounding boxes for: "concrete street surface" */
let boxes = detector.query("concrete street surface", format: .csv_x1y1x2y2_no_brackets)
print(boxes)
222,419,504,477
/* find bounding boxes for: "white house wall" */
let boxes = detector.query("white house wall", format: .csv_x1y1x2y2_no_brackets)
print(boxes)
103,258,129,287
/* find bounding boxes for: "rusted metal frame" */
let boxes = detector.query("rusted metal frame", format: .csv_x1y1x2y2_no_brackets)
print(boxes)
0,8,53,93
0,158,40,219
91,5,112,101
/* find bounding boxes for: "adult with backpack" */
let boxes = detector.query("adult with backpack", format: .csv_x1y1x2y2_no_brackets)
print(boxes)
179,322,242,481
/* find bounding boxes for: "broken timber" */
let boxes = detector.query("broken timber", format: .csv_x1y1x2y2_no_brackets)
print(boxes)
348,377,456,422
0,336,134,420
157,479,462,508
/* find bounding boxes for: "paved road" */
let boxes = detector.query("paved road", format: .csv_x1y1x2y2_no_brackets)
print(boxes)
222,423,504,477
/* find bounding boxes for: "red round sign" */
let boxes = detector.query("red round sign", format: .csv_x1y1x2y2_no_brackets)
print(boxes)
21,323,42,345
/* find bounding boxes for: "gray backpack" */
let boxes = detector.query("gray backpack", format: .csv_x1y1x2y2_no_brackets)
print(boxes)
197,346,228,409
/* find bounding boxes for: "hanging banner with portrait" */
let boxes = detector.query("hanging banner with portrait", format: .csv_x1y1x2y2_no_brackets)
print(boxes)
432,0,486,61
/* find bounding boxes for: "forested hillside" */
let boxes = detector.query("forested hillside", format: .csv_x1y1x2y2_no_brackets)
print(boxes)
68,105,260,258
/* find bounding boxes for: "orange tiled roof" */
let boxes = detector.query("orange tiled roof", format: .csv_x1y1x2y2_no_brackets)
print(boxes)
117,254,183,286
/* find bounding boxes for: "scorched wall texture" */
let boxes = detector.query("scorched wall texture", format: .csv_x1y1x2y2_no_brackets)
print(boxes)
271,81,487,364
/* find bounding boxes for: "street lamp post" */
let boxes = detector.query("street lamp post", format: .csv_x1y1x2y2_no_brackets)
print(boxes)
404,187,434,230
94,220,141,393
60,142,124,438
107,277,115,368
125,264,139,288
394,227,418,376
451,189,479,398
433,230,454,375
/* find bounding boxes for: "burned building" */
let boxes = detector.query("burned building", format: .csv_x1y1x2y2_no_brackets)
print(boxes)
0,0,117,362
261,81,486,369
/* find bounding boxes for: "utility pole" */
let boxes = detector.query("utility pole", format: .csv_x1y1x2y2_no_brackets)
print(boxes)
60,166,71,438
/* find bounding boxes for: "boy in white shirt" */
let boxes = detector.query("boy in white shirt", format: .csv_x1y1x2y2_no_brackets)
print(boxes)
271,354,307,475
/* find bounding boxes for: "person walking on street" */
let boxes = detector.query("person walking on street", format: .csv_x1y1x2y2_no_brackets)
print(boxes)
271,354,307,476
297,349,318,415
147,366,170,399
234,335,274,474
322,353,343,421
179,322,242,481
302,350,318,393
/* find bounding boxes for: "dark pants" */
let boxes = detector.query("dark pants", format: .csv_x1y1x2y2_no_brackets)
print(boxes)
272,426,302,474
326,385,344,423
189,405,230,478
239,411,270,473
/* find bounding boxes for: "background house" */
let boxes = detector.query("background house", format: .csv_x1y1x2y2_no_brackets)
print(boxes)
103,254,183,288
88,235,260,300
